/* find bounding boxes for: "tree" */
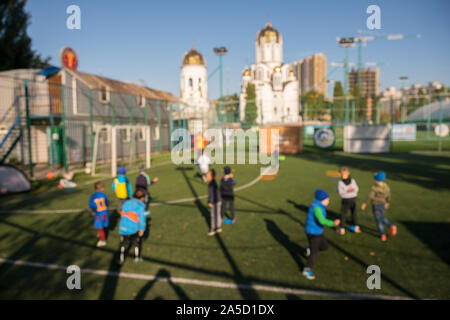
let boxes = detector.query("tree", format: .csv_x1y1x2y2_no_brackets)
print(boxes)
300,90,327,120
244,83,257,125
0,0,51,71
350,84,366,122
332,81,345,123
214,93,240,122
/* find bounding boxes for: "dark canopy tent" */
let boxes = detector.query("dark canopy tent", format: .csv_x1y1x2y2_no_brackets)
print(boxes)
0,165,31,194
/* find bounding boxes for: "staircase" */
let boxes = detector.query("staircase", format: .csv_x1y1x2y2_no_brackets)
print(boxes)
0,99,23,164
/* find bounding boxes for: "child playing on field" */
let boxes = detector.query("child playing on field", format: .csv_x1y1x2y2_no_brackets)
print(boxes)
337,166,360,235
361,171,397,242
220,166,236,224
112,166,132,214
207,169,222,236
197,151,211,183
89,181,109,247
118,188,147,264
303,189,340,280
135,165,159,213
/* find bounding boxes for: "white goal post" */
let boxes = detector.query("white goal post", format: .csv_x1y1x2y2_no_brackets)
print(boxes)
92,124,151,177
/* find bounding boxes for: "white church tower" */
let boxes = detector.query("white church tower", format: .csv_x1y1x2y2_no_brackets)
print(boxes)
240,22,299,125
180,47,209,114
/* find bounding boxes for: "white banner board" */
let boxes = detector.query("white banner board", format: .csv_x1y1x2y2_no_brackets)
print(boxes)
392,124,416,141
344,125,390,153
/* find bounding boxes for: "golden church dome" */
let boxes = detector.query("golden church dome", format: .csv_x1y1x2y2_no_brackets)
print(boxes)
242,68,251,76
257,22,281,44
182,48,205,66
273,66,282,73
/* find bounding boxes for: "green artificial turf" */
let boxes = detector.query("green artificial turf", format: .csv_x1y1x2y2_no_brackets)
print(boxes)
0,149,449,300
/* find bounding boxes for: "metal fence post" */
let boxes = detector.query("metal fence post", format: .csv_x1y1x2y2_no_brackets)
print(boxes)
24,79,33,177
157,100,162,153
438,94,443,152
376,101,380,125
169,103,173,150
89,88,94,163
129,94,134,125
61,84,68,172
111,91,116,126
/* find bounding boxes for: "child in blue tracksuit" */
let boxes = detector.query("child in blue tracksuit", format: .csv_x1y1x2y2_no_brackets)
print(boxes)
89,181,109,247
303,189,340,280
112,166,133,214
118,189,147,264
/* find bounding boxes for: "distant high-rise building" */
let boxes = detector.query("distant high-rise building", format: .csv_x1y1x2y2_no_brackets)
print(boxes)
348,68,380,97
297,53,327,96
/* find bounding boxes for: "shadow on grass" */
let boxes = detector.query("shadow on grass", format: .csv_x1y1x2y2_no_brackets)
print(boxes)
293,151,450,190
400,221,450,266
287,199,419,299
179,167,260,299
264,219,305,270
0,218,416,300
135,268,189,300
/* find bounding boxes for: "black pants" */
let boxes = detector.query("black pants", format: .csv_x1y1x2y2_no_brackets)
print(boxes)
120,233,140,260
306,234,328,268
221,198,235,220
340,198,358,228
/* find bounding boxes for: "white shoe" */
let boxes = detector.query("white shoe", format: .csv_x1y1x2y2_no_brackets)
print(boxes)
96,240,107,247
338,228,346,235
207,231,216,236
354,225,361,233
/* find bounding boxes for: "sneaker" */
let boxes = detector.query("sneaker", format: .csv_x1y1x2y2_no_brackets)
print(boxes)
207,231,216,236
302,268,316,280
354,225,361,233
96,240,107,247
338,228,346,235
231,218,237,224
134,257,143,264
118,258,124,265
381,234,387,241
390,225,397,236
305,247,311,257
216,228,222,233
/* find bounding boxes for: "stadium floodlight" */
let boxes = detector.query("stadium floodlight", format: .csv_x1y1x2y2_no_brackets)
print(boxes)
213,47,228,55
337,37,355,47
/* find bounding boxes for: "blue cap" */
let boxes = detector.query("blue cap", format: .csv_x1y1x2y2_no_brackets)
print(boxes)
224,166,231,174
315,189,330,201
118,166,126,175
374,171,386,182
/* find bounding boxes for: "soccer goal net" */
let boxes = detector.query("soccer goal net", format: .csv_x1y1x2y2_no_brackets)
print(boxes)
91,124,151,177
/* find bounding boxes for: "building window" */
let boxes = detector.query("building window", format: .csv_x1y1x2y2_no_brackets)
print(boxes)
99,86,110,104
99,127,110,144
138,95,146,108
189,78,193,87
274,107,277,115
120,128,130,143
287,107,290,115
153,126,160,140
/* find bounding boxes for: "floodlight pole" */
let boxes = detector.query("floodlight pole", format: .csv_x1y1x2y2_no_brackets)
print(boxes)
337,38,355,126
214,47,228,128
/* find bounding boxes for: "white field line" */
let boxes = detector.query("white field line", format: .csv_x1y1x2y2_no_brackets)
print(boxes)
0,166,267,214
0,258,412,300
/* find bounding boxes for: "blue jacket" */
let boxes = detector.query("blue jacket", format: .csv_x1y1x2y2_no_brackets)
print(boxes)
119,198,146,235
305,199,328,235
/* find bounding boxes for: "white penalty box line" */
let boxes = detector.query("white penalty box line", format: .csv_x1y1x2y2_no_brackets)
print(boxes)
0,258,412,300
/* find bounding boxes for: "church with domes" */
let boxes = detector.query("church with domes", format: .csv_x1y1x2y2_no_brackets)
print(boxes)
180,47,209,114
240,22,299,125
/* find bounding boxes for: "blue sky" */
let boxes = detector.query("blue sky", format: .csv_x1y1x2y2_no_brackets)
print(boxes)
26,0,450,98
